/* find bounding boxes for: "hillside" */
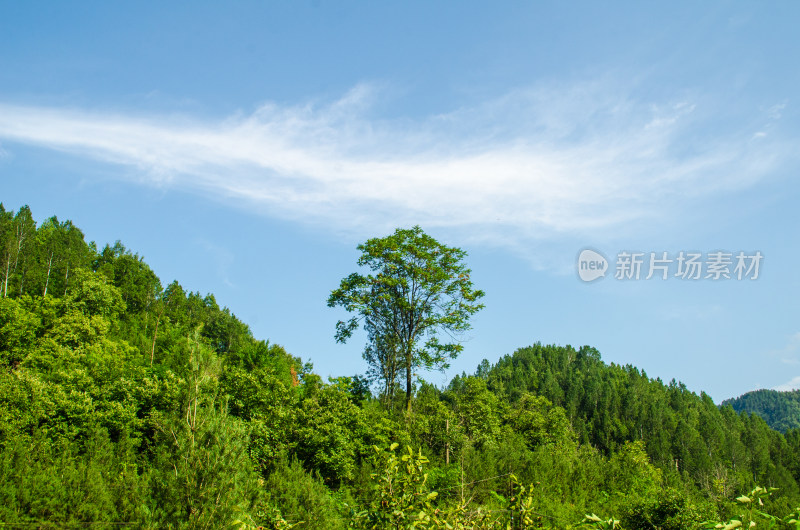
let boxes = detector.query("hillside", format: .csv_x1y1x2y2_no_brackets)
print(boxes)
1,202,800,529
470,345,800,487
723,389,800,433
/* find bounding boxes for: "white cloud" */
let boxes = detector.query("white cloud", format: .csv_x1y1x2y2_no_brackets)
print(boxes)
775,332,800,364
767,102,786,121
0,82,792,250
773,375,800,392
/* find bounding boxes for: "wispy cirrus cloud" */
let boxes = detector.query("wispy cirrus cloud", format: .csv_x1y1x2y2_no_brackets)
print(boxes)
774,332,800,366
762,333,800,392
0,81,792,250
774,375,800,392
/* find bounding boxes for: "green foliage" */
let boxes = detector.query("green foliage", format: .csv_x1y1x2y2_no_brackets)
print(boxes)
329,226,484,411
148,403,263,528
701,486,785,529
351,443,442,529
579,513,622,529
410,382,466,465
473,342,800,505
261,457,346,529
605,441,662,496
146,333,264,528
292,385,376,485
452,376,503,450
3,204,800,529
723,389,800,433
0,427,147,527
504,474,545,528
0,295,39,367
506,393,575,449
351,447,571,529
620,488,712,529
785,506,800,528
329,375,373,404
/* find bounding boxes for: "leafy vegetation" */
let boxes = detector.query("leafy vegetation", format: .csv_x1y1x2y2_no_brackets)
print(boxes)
328,225,485,412
1,202,800,528
723,389,800,433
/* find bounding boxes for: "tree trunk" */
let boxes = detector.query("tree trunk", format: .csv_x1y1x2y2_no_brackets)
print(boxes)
150,303,165,367
2,255,9,298
406,362,412,413
384,348,397,411
43,252,54,297
446,418,450,465
63,262,70,296
384,372,392,411
12,232,21,273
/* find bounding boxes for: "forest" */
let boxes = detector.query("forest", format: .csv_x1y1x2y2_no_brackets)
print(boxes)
723,390,800,433
1,202,800,529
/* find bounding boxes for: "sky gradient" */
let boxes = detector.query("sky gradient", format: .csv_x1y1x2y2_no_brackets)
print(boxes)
2,1,799,401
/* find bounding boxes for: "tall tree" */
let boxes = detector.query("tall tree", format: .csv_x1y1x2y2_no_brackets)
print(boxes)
37,216,68,297
363,315,403,410
0,204,13,298
0,205,36,297
328,226,484,412
11,206,37,296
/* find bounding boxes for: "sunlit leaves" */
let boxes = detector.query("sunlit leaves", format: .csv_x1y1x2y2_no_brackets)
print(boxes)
329,226,484,411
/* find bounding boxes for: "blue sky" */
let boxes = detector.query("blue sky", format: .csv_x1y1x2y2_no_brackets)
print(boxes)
1,1,799,402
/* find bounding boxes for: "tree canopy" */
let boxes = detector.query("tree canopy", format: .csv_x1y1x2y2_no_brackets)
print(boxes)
2,203,800,529
723,389,800,433
328,226,485,411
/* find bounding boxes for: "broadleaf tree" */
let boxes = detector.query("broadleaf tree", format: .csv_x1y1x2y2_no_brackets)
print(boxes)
328,226,484,412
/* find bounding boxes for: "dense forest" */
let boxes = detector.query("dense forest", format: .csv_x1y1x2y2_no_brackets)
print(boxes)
1,203,800,529
723,390,800,433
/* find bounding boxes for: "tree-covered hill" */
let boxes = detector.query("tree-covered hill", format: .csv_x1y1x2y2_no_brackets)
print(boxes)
722,389,800,433
1,202,799,529
468,345,800,494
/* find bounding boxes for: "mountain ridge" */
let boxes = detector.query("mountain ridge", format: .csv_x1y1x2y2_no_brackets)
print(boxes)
722,388,800,433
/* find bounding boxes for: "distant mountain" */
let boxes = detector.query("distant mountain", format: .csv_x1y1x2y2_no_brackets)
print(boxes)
4,201,800,527
722,389,800,432
463,342,800,490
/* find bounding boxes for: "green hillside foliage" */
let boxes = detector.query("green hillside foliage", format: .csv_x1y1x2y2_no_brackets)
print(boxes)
723,389,800,433
1,202,799,528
